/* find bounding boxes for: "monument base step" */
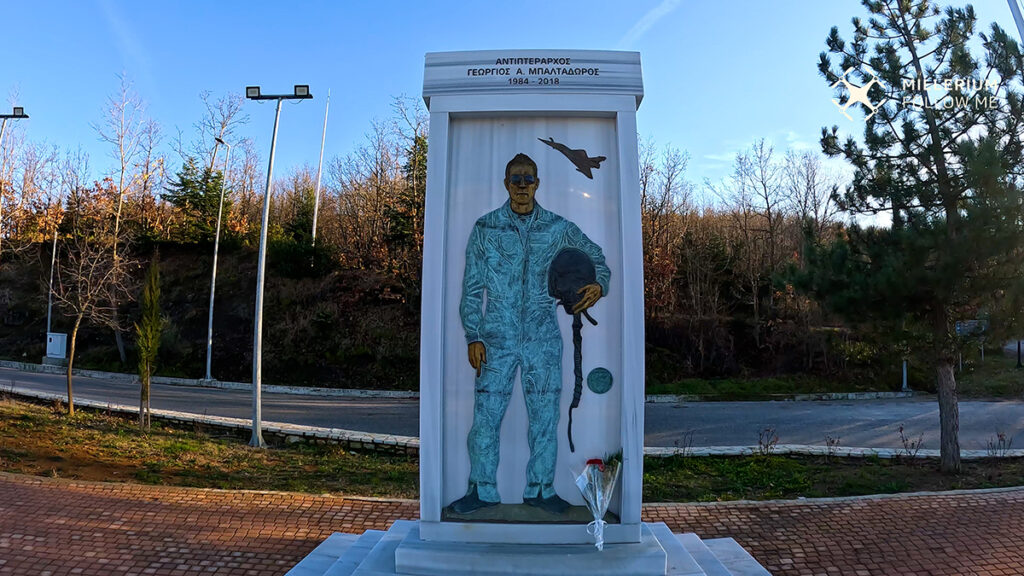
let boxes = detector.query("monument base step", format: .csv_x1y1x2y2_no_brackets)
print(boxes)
286,521,770,576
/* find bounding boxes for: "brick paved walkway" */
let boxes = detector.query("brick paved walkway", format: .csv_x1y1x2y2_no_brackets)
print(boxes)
0,472,1021,575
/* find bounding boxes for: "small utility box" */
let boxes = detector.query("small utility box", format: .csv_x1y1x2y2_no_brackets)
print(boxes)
46,333,67,359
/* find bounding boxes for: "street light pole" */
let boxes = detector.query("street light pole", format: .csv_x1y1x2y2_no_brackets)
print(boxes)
1009,0,1024,39
0,116,5,264
0,107,29,266
46,203,61,334
205,137,232,381
245,85,312,448
312,89,330,248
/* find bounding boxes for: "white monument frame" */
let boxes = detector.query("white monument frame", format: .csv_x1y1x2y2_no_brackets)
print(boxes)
419,50,645,545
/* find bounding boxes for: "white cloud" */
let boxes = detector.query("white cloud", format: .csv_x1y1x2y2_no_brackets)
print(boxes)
98,0,155,89
618,0,683,48
703,152,736,162
785,130,811,151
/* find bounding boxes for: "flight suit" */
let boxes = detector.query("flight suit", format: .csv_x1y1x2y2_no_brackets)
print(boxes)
460,200,610,504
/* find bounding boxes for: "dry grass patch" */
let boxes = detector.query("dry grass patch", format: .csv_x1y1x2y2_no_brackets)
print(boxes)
0,398,417,498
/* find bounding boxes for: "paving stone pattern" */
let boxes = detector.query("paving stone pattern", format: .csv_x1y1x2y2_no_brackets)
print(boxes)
0,473,1021,575
646,489,1024,576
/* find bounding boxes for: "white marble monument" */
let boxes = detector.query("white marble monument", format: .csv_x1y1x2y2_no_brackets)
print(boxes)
286,49,770,576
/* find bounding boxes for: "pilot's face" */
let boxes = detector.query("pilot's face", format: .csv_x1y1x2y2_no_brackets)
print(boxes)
505,164,539,210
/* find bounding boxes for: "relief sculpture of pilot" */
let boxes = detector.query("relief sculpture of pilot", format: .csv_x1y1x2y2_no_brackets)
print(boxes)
449,152,610,516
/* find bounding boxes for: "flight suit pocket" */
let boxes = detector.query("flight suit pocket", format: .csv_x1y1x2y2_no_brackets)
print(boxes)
529,232,552,250
498,232,520,255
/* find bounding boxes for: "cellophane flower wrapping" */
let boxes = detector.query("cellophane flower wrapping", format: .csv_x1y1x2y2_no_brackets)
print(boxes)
574,458,621,551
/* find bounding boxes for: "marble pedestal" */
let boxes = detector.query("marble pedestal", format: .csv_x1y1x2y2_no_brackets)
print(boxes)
285,520,771,576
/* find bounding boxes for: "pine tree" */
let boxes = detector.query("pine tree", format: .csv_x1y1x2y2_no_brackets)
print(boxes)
164,157,227,242
135,255,163,431
802,0,1024,472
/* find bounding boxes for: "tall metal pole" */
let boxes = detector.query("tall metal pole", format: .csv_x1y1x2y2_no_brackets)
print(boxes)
0,118,7,264
46,207,59,334
243,85,310,448
250,99,283,448
1009,0,1024,40
0,109,30,266
311,90,330,247
206,140,231,381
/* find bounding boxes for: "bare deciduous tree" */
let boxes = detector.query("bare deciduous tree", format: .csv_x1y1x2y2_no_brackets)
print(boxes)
326,120,404,269
640,141,691,319
193,91,248,171
785,150,840,250
132,119,167,239
94,74,145,363
52,181,134,416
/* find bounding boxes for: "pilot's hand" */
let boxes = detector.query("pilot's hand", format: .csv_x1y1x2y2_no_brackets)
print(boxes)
573,283,603,314
468,341,487,378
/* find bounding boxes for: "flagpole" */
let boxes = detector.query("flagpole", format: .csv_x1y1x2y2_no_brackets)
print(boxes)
312,89,330,247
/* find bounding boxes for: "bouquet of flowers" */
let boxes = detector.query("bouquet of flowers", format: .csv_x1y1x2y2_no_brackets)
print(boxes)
574,457,621,551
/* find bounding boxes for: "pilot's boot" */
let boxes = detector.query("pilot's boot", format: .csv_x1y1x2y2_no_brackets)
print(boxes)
523,493,570,515
447,485,499,515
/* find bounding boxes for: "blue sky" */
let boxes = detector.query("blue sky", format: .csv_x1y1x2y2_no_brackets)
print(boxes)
4,0,1020,189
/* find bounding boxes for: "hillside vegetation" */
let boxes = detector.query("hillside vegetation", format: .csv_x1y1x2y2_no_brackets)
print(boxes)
0,243,419,389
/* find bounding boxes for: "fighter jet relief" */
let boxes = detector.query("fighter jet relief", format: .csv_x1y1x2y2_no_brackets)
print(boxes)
537,137,606,179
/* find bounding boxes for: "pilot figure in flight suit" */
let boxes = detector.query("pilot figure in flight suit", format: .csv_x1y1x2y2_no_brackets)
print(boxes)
450,152,610,515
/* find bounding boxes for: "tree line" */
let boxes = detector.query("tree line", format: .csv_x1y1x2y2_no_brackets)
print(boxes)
2,0,1023,471
0,77,849,385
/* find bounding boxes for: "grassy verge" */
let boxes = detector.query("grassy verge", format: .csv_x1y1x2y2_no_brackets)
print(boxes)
647,350,1024,400
955,353,1024,398
644,374,878,399
1,398,1021,502
0,398,417,498
644,453,1024,502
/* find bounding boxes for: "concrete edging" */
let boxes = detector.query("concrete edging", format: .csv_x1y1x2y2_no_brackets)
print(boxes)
7,388,419,455
0,360,419,399
645,391,918,403
643,443,1024,460
648,484,1024,507
1,360,917,402
8,388,1016,461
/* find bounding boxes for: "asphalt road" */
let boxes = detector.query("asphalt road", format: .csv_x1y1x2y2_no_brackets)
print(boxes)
3,366,1022,450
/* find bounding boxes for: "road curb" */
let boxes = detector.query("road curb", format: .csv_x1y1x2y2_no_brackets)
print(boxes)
648,485,1024,507
0,360,419,399
1,360,918,403
645,391,918,402
643,443,1024,460
6,388,420,455
8,387,1016,461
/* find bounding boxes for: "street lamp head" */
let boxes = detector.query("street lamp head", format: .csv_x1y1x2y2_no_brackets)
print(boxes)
294,85,311,98
214,136,228,146
246,86,261,99
12,107,25,117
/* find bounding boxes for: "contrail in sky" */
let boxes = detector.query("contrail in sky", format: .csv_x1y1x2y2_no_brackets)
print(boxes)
618,0,683,48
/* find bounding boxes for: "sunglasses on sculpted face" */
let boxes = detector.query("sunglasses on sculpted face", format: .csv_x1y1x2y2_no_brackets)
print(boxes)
508,174,536,186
